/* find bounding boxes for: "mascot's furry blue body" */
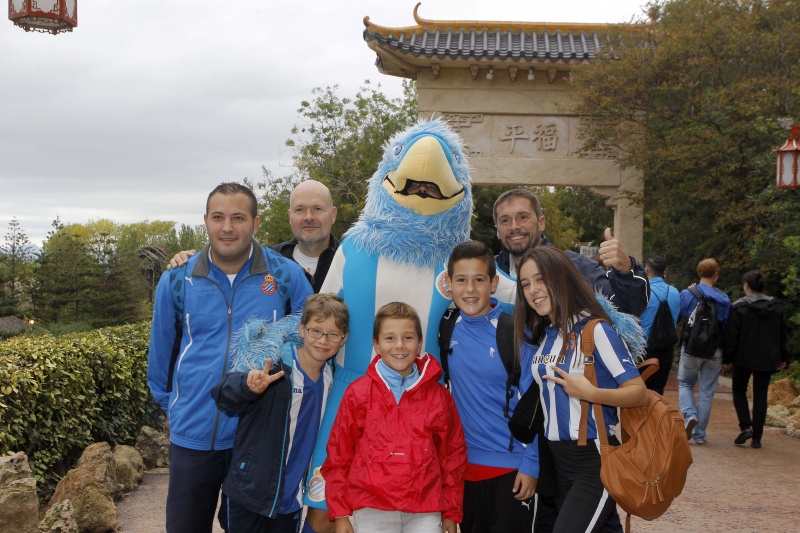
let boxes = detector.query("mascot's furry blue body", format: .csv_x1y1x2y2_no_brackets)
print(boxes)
305,120,475,508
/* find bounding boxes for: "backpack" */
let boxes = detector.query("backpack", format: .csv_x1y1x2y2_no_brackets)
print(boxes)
647,288,678,350
683,286,720,359
165,248,294,393
578,319,693,533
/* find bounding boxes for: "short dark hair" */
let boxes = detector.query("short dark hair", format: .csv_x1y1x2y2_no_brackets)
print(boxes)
645,256,667,277
493,189,543,224
206,182,258,218
373,302,423,341
742,270,765,292
447,240,496,278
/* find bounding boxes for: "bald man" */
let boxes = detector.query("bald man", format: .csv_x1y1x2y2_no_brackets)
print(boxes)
272,180,340,293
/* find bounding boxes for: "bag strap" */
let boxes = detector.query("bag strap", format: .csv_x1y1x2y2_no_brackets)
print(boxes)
496,312,517,417
577,319,610,448
437,307,460,385
688,285,703,301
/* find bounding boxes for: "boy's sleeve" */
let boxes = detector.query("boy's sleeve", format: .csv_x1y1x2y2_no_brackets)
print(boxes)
210,372,260,415
606,259,649,316
147,272,179,412
321,386,360,519
518,434,540,478
437,391,467,523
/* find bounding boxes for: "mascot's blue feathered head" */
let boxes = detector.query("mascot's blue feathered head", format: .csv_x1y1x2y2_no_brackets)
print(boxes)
345,119,472,269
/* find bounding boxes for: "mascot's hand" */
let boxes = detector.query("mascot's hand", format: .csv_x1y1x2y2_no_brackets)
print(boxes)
246,358,285,394
598,228,632,272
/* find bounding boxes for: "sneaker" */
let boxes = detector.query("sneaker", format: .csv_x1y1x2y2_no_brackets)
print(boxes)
734,428,753,445
685,416,698,440
694,438,707,445
751,438,762,449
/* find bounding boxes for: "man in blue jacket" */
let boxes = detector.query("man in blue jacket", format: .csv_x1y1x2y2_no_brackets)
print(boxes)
640,256,681,395
677,258,731,445
147,182,313,533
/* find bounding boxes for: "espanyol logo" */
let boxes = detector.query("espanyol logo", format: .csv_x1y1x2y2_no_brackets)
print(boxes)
261,274,277,295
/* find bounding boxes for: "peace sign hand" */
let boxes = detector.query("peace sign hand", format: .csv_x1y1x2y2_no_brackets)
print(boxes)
542,365,596,401
246,358,285,394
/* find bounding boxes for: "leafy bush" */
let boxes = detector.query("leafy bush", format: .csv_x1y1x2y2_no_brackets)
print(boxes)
0,322,162,491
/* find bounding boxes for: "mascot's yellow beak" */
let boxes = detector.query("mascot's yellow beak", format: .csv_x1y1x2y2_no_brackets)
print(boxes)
382,135,465,216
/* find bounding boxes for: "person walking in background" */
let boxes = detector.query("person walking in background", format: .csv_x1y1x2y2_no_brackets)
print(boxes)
639,256,680,395
677,258,731,445
722,270,788,449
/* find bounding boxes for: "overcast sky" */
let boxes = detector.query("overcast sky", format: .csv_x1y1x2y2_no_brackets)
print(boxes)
1,1,646,247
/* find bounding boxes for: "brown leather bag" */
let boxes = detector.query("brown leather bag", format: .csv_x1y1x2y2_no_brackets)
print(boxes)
578,319,694,533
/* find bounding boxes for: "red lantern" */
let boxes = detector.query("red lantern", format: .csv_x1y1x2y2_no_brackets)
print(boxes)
777,126,800,189
9,0,77,35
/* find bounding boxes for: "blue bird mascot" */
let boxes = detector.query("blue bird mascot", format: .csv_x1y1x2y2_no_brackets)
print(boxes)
303,119,474,514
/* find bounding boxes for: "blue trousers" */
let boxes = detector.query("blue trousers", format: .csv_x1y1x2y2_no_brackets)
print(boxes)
166,444,232,533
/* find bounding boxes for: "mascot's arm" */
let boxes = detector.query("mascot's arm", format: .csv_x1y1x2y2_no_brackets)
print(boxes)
319,246,345,297
438,392,467,524
321,385,360,519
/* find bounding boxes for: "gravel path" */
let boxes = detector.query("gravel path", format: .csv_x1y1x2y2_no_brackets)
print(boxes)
118,372,800,532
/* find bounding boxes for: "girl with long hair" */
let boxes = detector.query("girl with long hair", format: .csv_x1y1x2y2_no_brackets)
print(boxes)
514,246,647,533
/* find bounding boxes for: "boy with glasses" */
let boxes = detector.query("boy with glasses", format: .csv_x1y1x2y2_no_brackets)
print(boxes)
212,294,349,532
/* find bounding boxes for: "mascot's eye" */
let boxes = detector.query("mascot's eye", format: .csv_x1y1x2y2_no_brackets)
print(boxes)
393,144,404,156
453,153,463,164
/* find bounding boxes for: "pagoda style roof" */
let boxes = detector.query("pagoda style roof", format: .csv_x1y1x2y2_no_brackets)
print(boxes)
364,3,625,79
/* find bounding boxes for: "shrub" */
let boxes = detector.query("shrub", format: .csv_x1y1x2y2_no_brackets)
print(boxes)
0,322,162,491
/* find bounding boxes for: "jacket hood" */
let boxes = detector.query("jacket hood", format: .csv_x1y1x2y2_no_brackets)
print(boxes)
733,293,777,316
696,284,731,305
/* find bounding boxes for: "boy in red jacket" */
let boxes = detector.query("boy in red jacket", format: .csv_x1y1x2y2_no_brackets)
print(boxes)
322,302,467,533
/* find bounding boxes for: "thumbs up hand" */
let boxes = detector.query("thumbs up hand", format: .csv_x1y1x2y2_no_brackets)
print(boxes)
598,228,632,272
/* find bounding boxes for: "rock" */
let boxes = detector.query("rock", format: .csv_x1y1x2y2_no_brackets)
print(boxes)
39,499,79,533
48,468,119,533
790,395,800,409
768,378,799,408
112,446,144,493
785,411,800,439
0,452,38,533
76,443,123,501
766,404,790,428
135,426,169,469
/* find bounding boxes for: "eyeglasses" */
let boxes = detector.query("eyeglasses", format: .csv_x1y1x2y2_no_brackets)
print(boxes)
305,327,345,343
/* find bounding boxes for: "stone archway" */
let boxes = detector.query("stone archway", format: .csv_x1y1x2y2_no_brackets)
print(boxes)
363,5,643,258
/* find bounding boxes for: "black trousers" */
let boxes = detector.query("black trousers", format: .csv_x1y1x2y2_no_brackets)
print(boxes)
461,470,534,533
227,500,301,533
547,439,618,533
166,444,232,533
643,346,675,396
732,366,773,440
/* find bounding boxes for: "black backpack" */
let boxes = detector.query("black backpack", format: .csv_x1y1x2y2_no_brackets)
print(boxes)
683,286,720,359
647,288,678,350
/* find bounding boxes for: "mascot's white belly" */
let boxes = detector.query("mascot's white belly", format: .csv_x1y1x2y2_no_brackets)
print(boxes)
323,239,452,370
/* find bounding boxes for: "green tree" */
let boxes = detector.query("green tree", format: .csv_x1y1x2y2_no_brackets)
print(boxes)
567,0,800,355
0,217,33,316
252,80,419,244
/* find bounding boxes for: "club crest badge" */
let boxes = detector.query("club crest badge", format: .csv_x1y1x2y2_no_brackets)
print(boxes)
261,274,277,295
307,467,326,502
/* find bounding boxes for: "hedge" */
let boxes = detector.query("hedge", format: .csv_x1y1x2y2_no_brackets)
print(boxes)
0,322,163,491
